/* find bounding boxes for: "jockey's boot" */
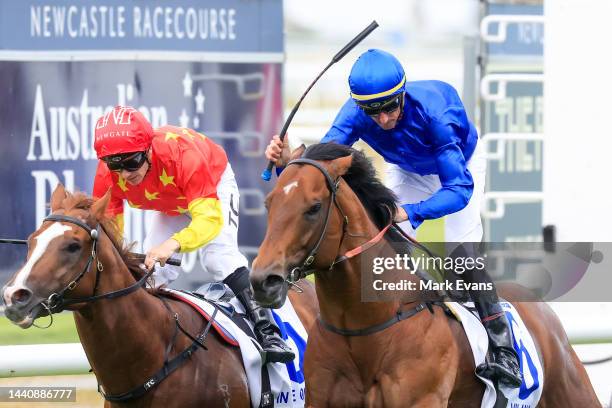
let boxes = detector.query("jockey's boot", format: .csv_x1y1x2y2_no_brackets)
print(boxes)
236,288,295,365
474,297,523,388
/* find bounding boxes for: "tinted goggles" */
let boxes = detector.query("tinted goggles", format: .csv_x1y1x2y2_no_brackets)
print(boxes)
357,94,402,116
103,151,147,172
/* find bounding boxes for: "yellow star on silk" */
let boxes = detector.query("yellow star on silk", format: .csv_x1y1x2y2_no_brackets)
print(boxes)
165,132,180,141
117,176,129,192
159,169,176,187
181,129,195,139
128,200,141,208
144,189,159,201
175,206,188,214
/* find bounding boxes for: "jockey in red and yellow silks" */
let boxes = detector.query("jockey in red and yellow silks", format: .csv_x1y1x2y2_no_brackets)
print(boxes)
93,124,227,253
93,106,295,365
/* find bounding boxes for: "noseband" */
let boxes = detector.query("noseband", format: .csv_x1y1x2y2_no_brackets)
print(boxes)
42,214,153,313
285,158,391,283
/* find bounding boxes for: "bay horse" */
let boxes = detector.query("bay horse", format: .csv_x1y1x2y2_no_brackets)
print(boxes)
1,185,318,407
250,143,600,407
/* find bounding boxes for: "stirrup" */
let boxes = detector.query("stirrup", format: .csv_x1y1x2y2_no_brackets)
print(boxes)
259,335,295,364
476,349,522,388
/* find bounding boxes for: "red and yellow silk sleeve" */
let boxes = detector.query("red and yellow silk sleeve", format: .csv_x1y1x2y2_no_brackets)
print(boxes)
171,197,223,252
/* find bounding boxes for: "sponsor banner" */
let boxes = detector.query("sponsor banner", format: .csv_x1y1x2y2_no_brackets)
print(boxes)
0,0,283,55
0,60,282,288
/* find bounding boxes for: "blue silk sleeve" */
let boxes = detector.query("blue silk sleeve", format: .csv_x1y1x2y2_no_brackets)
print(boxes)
402,120,474,230
321,99,361,146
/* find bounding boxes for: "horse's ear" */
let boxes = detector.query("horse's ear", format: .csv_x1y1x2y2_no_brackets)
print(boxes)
330,154,353,177
50,184,67,212
290,144,306,161
91,189,111,220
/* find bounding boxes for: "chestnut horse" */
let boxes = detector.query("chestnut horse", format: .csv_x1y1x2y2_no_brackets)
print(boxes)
250,143,600,407
2,185,318,408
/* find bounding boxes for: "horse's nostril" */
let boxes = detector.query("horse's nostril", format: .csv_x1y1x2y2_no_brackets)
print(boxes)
11,288,33,306
263,275,285,291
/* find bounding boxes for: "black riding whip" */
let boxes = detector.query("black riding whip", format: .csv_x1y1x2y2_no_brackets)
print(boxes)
261,20,379,181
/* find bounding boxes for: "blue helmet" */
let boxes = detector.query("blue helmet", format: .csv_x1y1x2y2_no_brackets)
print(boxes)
349,49,406,104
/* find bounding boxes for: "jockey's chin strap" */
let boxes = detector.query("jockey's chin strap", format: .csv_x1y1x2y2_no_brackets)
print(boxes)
43,214,153,314
285,158,392,284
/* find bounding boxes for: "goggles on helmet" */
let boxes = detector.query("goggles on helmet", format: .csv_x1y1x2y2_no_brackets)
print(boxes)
356,93,403,116
102,151,147,172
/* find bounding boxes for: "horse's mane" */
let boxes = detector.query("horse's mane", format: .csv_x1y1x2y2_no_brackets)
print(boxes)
302,143,398,229
59,192,146,282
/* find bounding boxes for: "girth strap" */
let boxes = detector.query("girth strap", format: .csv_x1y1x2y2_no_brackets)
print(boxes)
318,302,430,337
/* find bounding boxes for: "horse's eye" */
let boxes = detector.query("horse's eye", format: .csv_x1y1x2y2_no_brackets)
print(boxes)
305,202,322,216
66,242,81,253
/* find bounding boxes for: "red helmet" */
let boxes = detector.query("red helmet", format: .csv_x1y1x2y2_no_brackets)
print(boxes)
94,106,154,159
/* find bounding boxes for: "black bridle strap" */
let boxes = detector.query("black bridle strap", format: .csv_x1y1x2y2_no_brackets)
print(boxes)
58,269,154,308
43,214,100,311
286,158,340,282
285,157,394,282
99,306,217,402
42,214,154,312
288,158,339,192
318,302,430,337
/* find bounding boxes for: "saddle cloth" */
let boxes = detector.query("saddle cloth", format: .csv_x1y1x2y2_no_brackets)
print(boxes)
445,301,544,408
162,288,308,408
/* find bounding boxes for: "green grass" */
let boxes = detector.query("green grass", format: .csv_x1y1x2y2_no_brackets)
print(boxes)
0,312,79,345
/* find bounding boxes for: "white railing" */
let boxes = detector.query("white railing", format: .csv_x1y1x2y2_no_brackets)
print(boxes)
480,73,544,101
480,14,545,44
0,343,89,378
482,191,544,219
1,322,611,378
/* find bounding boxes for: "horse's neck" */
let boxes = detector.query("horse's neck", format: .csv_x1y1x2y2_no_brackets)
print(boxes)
73,234,172,392
315,186,409,329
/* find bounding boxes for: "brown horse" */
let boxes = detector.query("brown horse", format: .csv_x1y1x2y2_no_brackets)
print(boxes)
1,185,318,408
250,143,600,407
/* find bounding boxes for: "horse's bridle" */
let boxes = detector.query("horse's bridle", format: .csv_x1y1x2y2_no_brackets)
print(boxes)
285,158,347,283
40,214,215,403
285,158,392,284
283,158,438,337
42,214,153,314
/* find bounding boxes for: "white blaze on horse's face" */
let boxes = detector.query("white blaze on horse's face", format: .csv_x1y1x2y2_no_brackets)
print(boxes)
3,223,72,305
283,180,299,195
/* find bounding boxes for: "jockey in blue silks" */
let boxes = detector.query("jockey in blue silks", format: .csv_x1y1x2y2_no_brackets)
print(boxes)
265,49,522,388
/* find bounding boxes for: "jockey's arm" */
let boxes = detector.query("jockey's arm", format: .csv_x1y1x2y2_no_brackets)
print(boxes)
171,197,223,252
401,120,474,230
270,99,361,176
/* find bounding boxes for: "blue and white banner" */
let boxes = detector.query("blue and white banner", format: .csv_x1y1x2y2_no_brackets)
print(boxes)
0,0,283,58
